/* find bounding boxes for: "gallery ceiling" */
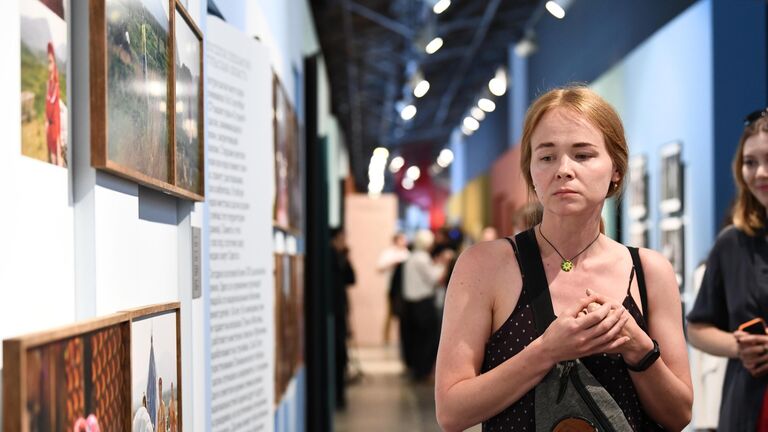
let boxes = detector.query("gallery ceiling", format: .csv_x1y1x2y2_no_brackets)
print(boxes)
310,0,539,191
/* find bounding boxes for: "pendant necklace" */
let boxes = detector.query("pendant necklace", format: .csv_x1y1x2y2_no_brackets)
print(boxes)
537,225,601,272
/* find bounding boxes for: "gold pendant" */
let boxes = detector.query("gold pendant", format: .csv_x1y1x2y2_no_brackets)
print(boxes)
561,260,574,272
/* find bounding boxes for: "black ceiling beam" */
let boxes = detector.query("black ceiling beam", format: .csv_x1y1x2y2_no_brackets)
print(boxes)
433,0,502,126
340,0,364,173
387,124,452,147
344,1,414,39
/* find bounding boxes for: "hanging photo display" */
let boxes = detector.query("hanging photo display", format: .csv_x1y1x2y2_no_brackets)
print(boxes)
128,303,182,432
20,0,69,167
173,1,204,196
660,141,683,214
660,216,685,290
3,314,131,432
90,0,204,201
273,75,301,230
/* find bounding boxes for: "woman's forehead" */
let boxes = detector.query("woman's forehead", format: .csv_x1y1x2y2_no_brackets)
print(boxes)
744,132,768,154
532,107,603,146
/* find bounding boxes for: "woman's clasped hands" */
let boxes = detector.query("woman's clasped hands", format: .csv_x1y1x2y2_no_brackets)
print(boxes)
539,289,648,363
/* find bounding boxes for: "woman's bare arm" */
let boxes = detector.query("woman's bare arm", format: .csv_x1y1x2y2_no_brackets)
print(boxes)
688,322,738,358
435,241,629,431
624,249,693,431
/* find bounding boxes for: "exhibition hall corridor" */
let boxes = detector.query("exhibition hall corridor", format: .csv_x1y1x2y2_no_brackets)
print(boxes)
333,345,482,432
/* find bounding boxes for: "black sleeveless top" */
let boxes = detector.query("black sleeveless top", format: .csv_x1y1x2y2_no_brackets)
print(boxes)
480,233,662,431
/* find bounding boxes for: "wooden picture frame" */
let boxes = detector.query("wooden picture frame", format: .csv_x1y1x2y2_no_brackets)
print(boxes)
20,0,70,168
123,302,182,432
3,313,132,432
660,142,683,215
660,217,685,290
90,0,204,201
172,0,205,197
273,74,291,229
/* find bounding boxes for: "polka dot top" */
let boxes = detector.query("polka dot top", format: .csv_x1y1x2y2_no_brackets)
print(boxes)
480,268,663,431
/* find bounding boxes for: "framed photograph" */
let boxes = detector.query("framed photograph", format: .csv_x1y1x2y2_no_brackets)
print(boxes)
90,0,204,201
20,0,69,167
660,142,683,214
273,76,291,229
273,252,285,401
660,217,685,290
173,0,204,197
125,302,182,432
3,313,131,432
628,155,647,220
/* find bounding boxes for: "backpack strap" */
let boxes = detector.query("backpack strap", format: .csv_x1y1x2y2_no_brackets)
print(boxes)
627,246,648,321
514,228,556,334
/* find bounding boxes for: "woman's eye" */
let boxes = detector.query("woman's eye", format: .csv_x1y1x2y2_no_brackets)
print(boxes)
540,155,553,162
575,153,591,160
744,159,757,168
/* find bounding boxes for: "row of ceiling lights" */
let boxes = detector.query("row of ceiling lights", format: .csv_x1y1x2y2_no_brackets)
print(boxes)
366,146,455,195
370,0,572,195
396,0,451,123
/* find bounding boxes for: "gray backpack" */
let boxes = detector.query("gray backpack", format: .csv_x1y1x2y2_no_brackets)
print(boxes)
511,229,633,432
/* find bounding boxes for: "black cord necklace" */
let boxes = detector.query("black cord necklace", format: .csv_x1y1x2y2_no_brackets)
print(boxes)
537,225,601,272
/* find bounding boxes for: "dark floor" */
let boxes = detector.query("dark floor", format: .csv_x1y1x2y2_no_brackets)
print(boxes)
333,346,481,432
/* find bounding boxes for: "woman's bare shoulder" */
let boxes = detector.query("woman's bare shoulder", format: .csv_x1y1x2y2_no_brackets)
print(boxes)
449,239,521,295
635,247,675,274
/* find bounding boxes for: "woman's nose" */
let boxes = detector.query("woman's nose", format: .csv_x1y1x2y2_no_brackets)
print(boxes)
556,157,574,179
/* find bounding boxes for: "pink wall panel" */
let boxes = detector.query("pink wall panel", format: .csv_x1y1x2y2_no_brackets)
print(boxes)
345,194,399,347
489,145,530,237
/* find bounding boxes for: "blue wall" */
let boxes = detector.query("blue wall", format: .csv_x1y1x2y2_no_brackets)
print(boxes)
712,0,768,231
592,0,714,282
527,0,695,100
461,94,510,184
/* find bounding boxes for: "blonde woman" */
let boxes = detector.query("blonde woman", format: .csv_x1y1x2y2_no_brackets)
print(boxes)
435,86,692,431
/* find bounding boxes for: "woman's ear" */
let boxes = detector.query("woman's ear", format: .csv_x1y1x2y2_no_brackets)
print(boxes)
612,168,621,184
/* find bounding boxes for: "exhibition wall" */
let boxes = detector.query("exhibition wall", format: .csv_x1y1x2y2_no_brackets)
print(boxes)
345,194,399,346
2,0,337,431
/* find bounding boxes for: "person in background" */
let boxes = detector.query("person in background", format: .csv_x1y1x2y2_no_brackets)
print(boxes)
687,108,768,431
402,229,453,380
435,85,691,431
45,42,63,167
480,226,498,242
156,377,166,432
377,232,410,344
330,227,356,409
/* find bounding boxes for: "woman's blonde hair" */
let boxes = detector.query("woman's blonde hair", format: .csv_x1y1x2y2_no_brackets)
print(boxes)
732,115,768,236
519,85,628,200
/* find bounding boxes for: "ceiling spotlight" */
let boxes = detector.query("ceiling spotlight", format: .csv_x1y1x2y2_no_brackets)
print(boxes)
460,125,474,136
406,165,421,180
478,98,496,112
437,148,454,167
545,0,573,19
402,177,415,190
488,67,507,97
471,107,486,121
400,104,417,120
463,116,480,131
425,37,443,54
414,80,430,98
373,147,389,159
433,0,450,14
389,156,405,173
514,31,538,58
